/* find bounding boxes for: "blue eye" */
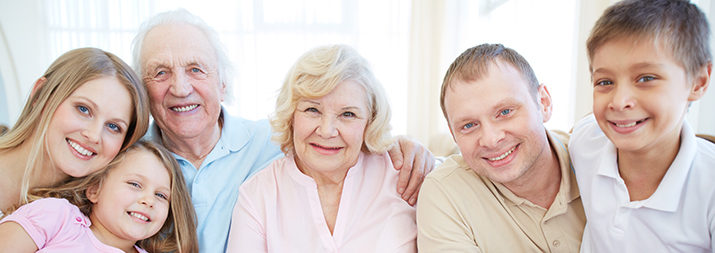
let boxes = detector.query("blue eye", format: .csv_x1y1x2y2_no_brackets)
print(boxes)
305,107,318,113
499,109,511,116
107,123,121,132
191,68,201,73
77,106,89,114
156,70,166,76
128,182,140,188
463,123,474,130
156,192,168,200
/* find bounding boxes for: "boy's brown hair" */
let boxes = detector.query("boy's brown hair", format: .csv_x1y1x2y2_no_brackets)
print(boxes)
587,0,711,79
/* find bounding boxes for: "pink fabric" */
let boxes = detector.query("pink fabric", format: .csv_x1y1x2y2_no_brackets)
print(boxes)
0,198,147,253
227,151,417,253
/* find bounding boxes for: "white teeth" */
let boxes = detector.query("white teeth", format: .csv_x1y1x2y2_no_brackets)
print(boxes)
129,212,149,221
488,146,516,161
172,104,198,112
616,122,637,128
67,139,94,156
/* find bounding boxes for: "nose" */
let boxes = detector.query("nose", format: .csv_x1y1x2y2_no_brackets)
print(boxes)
169,70,194,98
609,84,635,111
139,192,155,208
81,121,103,144
478,123,504,149
316,116,339,138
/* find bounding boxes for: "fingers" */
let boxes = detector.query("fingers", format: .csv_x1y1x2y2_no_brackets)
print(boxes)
406,184,422,206
400,147,423,200
388,140,404,171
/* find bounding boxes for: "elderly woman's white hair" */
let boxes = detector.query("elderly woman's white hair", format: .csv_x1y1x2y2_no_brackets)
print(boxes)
271,44,394,155
130,8,235,104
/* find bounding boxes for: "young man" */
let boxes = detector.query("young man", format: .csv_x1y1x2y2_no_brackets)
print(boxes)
571,0,714,251
417,43,585,252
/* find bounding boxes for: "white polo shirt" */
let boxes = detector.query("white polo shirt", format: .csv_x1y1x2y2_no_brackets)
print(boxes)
569,115,715,252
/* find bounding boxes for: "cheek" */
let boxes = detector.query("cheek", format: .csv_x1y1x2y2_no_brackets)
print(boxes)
345,122,368,147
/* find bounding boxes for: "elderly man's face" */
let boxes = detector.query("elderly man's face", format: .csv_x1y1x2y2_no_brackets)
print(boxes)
444,61,552,186
140,24,225,140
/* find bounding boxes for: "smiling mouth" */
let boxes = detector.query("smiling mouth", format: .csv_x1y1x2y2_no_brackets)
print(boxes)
310,143,341,150
612,119,646,128
487,146,516,161
172,104,198,112
128,211,150,222
67,139,95,156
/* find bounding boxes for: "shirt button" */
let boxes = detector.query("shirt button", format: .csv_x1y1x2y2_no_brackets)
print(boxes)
75,217,82,222
552,240,561,247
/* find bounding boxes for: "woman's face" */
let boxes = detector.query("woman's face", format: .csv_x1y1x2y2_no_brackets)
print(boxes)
292,80,370,177
46,75,133,178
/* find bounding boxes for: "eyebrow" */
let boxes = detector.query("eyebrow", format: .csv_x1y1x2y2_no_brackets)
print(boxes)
298,99,365,111
629,62,664,71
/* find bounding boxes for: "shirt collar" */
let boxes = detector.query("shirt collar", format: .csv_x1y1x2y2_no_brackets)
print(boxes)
595,121,697,212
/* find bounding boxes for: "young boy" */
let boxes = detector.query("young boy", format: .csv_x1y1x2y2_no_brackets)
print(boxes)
569,0,715,252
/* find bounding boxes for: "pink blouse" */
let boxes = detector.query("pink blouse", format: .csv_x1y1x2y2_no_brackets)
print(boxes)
226,151,416,252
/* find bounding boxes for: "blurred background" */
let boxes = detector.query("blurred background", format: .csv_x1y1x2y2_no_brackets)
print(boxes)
1,0,713,156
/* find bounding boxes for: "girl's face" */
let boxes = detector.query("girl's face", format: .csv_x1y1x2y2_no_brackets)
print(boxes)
86,149,171,246
46,76,133,178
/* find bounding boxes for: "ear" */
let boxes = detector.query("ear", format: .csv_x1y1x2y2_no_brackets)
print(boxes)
688,63,711,101
86,184,101,204
219,81,227,102
538,84,553,123
31,77,47,97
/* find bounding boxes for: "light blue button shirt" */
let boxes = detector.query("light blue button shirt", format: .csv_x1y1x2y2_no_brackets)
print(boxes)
146,107,283,252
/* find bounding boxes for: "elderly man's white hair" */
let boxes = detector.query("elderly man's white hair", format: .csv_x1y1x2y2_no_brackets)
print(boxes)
131,8,235,104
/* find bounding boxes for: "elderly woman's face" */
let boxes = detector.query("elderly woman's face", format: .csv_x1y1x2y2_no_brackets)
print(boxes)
292,80,369,176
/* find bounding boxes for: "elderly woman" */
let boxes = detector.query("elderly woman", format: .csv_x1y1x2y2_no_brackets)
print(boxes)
226,45,417,252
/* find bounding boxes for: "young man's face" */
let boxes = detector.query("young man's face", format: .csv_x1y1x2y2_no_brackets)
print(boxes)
444,61,553,186
590,38,709,154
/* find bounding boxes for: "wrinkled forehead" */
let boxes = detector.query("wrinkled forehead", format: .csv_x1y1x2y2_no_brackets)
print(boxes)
140,23,218,71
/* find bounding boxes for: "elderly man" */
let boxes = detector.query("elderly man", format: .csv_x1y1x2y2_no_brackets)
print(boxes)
416,43,586,252
131,9,434,252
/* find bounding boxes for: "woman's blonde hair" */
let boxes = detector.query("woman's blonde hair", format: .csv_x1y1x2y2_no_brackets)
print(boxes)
0,47,150,205
22,140,198,253
271,44,394,155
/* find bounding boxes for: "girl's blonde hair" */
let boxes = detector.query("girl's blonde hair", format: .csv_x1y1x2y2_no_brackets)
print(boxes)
0,47,150,205
23,140,198,253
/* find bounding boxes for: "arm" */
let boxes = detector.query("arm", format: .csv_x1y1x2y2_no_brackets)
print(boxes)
0,221,38,252
388,135,436,205
416,177,481,253
226,191,267,253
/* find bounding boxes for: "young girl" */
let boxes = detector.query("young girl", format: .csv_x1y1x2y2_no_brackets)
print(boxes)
0,140,199,253
0,47,150,214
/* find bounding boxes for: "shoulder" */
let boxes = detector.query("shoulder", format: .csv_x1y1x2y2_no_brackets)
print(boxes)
240,157,291,191
225,113,272,135
15,198,79,217
426,155,474,182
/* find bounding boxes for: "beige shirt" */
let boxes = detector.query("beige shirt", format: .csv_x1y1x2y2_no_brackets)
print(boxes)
416,130,586,253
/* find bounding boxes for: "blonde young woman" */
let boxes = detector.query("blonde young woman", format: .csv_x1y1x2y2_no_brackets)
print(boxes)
227,45,416,252
0,47,150,214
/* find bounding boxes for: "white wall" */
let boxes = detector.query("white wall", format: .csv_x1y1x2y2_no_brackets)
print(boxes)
0,0,47,125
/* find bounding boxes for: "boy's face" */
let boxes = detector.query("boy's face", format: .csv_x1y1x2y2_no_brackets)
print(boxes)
590,38,709,153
